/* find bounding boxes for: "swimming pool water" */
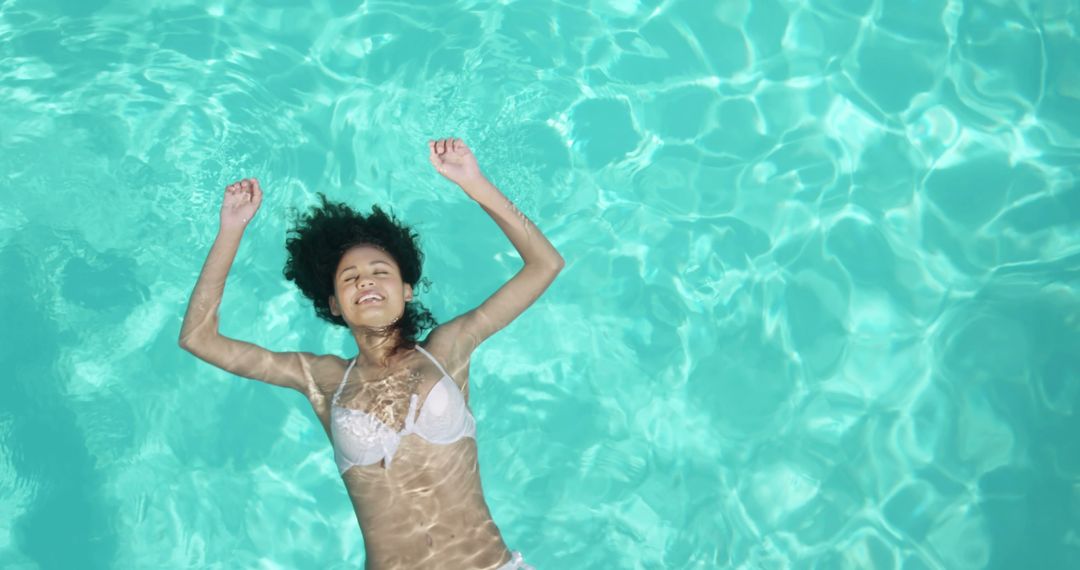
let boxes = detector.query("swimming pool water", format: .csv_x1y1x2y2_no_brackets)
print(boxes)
2,0,1079,568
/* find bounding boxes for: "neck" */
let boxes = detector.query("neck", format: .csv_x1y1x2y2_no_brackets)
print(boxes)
351,324,412,368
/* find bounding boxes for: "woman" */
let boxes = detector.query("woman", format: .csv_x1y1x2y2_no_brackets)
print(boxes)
179,138,564,569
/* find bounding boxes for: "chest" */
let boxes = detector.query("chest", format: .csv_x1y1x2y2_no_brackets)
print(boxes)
310,349,471,437
337,367,423,430
329,369,477,473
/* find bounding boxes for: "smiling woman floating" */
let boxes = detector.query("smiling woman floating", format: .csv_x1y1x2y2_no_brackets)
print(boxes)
178,138,563,569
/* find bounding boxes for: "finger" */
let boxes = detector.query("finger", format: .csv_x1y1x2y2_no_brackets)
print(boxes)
429,142,444,169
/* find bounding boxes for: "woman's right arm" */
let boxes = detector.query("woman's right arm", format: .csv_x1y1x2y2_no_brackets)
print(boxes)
178,178,322,397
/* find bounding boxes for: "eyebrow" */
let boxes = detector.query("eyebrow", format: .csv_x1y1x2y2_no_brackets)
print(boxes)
339,260,392,276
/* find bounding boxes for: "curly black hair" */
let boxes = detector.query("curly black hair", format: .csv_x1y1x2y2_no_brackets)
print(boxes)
283,193,437,345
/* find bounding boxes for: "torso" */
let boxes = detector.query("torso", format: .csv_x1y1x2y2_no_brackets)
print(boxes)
304,342,513,570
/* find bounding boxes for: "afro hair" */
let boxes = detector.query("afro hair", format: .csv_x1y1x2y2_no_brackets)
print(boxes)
283,193,437,343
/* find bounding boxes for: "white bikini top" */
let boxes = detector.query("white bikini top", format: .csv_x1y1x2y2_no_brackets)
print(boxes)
330,345,476,473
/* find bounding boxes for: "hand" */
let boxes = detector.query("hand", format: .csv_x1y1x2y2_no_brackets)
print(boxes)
220,178,262,232
428,138,487,191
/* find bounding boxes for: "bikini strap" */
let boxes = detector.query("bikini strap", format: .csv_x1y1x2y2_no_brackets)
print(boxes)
414,345,451,379
333,357,357,403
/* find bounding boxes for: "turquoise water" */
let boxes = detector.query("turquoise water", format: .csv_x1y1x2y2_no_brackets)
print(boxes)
2,0,1079,567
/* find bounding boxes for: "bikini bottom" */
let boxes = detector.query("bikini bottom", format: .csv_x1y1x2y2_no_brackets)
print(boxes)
495,551,534,570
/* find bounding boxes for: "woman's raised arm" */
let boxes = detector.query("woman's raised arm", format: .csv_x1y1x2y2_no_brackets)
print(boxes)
425,138,565,362
179,179,322,397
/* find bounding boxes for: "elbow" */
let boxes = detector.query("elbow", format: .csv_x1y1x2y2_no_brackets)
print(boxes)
523,255,564,277
548,253,566,272
178,330,212,353
537,259,564,275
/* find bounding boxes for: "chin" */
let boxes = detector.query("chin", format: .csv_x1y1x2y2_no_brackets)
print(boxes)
351,311,405,329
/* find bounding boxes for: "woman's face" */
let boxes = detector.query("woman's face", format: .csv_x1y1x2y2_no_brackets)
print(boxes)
328,244,413,328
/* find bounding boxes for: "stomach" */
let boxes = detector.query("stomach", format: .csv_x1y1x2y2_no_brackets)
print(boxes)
341,436,513,570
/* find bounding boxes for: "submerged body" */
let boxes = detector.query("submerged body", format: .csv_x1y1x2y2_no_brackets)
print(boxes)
316,344,509,569
179,139,560,569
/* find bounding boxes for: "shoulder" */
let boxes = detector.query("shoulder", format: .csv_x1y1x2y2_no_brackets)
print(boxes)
421,317,466,363
423,312,481,356
298,352,351,401
420,318,476,386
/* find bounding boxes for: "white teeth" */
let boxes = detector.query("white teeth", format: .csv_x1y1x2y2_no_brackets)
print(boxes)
357,294,383,304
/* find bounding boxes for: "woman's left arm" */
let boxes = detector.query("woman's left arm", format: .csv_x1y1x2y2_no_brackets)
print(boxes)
427,138,565,357
466,178,565,269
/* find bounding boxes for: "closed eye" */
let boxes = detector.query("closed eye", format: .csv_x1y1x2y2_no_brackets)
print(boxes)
344,272,387,282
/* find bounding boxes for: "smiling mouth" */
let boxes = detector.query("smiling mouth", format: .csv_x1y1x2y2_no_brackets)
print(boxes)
356,295,384,305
